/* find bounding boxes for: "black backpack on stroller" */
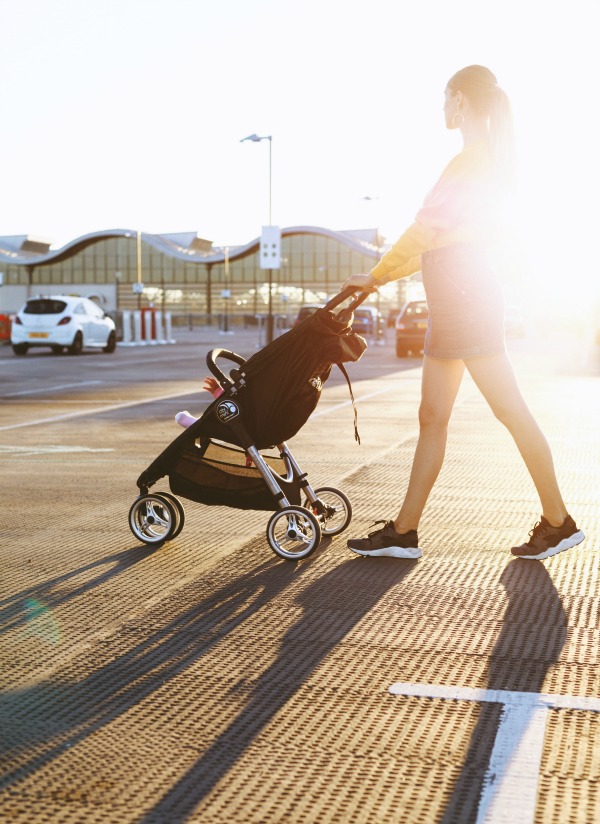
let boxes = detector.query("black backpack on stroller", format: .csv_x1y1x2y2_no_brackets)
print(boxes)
129,288,370,561
203,287,368,450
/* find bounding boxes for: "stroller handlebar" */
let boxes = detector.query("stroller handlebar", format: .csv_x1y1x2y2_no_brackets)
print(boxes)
207,288,371,387
206,349,247,389
324,286,371,313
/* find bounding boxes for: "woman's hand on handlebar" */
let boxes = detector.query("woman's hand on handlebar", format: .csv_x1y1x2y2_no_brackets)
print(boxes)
341,273,378,292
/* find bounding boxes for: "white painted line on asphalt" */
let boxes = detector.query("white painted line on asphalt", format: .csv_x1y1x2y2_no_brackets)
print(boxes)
0,445,114,455
2,380,102,397
0,389,203,431
478,702,547,824
388,682,600,712
389,682,600,824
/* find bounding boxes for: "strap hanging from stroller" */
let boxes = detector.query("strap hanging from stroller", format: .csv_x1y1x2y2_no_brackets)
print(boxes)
336,362,361,445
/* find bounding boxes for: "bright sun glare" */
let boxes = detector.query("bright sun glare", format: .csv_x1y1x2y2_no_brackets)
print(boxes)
0,0,598,337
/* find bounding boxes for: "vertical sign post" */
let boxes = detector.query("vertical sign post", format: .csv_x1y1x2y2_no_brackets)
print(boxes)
260,225,280,344
241,133,276,344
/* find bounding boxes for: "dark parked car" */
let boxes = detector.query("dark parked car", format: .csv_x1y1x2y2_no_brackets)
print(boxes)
395,299,429,357
293,304,324,326
351,306,384,338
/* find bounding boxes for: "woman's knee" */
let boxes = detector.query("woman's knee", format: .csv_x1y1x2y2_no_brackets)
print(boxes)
418,402,451,430
491,399,531,431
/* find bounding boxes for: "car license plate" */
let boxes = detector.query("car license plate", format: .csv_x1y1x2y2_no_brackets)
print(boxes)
29,332,49,339
416,321,428,329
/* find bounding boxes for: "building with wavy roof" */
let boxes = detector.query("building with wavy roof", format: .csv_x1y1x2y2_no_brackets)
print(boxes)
0,226,419,322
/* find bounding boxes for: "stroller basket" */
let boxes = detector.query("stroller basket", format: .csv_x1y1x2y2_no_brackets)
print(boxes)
169,439,301,511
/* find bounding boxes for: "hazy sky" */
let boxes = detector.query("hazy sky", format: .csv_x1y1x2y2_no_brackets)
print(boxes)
1,0,598,303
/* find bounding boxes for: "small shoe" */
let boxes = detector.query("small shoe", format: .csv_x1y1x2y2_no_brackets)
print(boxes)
175,411,198,428
348,520,422,559
511,514,585,560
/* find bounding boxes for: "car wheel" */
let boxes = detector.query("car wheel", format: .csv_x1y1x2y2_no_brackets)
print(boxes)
68,332,83,355
103,330,117,353
396,342,406,358
12,343,29,356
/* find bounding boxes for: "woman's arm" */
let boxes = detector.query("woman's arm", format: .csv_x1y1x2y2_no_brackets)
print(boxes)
370,221,434,283
369,146,491,284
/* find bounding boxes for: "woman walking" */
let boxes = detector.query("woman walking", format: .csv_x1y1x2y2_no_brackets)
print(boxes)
344,65,584,562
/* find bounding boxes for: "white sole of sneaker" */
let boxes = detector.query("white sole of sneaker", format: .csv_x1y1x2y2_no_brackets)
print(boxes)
349,545,422,559
515,530,585,561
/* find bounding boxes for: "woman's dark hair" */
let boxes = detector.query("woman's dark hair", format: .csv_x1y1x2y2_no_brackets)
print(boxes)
447,65,517,188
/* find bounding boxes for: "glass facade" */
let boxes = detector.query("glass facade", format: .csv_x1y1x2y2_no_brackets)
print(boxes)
1,229,421,320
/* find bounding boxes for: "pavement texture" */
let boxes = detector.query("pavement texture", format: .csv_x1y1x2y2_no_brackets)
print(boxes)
0,325,598,823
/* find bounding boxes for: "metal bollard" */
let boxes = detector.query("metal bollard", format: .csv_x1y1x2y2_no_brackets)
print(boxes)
144,313,155,345
133,311,143,344
155,311,166,344
165,312,175,344
122,310,132,345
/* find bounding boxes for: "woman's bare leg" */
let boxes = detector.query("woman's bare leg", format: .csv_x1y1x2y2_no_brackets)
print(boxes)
393,356,465,533
464,353,567,526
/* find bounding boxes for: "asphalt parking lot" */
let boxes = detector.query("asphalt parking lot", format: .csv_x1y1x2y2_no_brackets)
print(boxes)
0,325,598,823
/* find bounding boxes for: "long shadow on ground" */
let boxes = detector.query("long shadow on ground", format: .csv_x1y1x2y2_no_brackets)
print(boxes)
1,550,418,823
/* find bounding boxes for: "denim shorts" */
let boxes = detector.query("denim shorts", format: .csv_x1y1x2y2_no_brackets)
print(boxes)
421,244,506,359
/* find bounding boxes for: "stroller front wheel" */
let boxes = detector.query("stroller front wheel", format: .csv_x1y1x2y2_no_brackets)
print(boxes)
128,494,178,545
266,506,321,561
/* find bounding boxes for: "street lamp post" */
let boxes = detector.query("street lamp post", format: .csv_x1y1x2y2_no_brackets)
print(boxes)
240,133,272,223
221,246,233,335
362,197,385,346
241,133,278,344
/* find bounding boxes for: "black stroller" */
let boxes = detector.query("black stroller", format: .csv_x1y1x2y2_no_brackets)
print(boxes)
127,288,370,561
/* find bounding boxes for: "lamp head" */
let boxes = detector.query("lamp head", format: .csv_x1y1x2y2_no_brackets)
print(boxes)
240,133,272,143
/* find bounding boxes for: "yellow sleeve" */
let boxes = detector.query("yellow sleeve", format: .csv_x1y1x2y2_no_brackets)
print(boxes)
370,220,435,283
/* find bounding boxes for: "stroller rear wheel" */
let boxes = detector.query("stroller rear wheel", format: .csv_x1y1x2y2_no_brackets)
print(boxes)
157,492,185,539
129,494,178,545
303,486,352,536
266,506,321,561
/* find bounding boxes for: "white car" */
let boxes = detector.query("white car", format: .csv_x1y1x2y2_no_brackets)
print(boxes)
11,295,117,356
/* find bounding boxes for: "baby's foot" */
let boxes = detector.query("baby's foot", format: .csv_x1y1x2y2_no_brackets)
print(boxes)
175,411,198,428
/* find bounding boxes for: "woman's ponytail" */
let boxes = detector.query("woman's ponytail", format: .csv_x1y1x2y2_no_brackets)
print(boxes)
447,65,518,191
489,86,517,191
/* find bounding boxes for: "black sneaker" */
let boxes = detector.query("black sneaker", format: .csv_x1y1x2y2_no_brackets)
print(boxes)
511,515,585,560
347,520,422,559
